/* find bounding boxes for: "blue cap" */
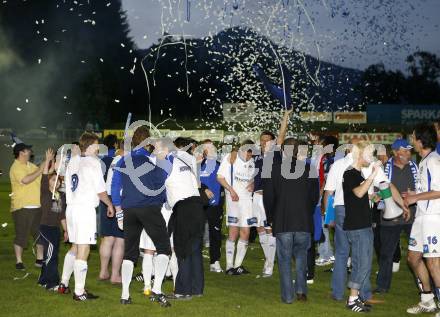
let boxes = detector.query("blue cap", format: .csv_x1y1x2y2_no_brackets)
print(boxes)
391,139,413,150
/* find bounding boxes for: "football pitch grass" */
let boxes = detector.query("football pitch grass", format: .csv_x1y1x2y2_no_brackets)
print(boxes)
0,182,424,317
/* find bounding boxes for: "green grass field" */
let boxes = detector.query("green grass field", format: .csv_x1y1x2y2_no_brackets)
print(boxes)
0,181,423,317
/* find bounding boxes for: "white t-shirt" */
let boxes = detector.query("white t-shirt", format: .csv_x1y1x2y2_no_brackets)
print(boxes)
416,151,440,216
217,153,255,200
324,153,353,206
361,161,389,191
165,150,200,208
325,153,389,207
106,155,122,195
65,155,106,208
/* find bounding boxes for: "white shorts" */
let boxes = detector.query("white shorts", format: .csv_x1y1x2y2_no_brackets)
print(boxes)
66,204,97,245
139,231,174,251
409,214,440,258
253,193,270,229
139,204,173,251
226,196,256,228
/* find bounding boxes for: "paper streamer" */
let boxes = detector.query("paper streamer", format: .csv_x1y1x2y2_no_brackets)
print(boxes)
124,112,132,139
52,146,64,199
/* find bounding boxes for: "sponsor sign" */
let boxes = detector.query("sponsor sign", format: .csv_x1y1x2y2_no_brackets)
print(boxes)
367,104,440,125
339,133,403,144
300,111,332,122
334,112,367,124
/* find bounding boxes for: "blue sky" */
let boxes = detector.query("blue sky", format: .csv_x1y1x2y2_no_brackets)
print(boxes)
121,0,440,72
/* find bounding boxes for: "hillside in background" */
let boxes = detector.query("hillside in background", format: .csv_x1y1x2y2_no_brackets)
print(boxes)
140,26,363,125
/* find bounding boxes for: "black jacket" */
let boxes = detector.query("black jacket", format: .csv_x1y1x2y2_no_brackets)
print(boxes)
263,158,319,235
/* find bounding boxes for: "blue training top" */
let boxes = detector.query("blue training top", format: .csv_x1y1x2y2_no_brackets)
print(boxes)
200,158,221,206
111,148,167,209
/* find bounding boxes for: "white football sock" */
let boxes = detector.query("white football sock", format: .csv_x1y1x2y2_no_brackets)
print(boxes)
258,232,270,259
226,239,236,270
348,295,358,304
152,254,156,276
73,259,88,296
142,253,154,290
169,252,179,287
152,254,169,295
121,260,134,300
421,292,434,303
267,235,277,264
60,251,76,286
234,239,248,268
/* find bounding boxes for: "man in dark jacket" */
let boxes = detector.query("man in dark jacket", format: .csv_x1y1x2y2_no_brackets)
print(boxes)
263,138,319,304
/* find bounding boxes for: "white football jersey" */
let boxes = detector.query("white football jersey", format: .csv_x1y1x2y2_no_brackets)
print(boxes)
217,153,255,199
65,155,106,208
416,151,440,216
165,150,200,208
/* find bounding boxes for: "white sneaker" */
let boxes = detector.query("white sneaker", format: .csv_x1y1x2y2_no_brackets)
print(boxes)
329,256,335,263
406,300,437,314
315,258,332,266
392,261,400,273
210,261,223,273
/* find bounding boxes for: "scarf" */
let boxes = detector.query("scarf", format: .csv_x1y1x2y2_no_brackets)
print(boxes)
384,157,418,188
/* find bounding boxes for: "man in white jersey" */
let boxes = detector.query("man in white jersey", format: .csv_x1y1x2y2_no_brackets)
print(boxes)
217,140,256,275
405,124,440,315
58,132,114,301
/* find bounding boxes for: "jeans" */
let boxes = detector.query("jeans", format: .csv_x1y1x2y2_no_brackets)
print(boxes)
276,231,311,303
346,227,374,293
318,221,334,260
331,206,372,301
376,224,412,291
175,238,204,295
307,241,316,279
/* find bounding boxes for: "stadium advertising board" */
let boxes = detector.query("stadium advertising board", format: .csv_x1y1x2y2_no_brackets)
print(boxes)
300,112,333,122
333,112,367,124
339,133,403,144
367,104,440,125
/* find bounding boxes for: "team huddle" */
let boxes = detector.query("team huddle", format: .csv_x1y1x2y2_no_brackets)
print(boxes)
8,113,440,314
